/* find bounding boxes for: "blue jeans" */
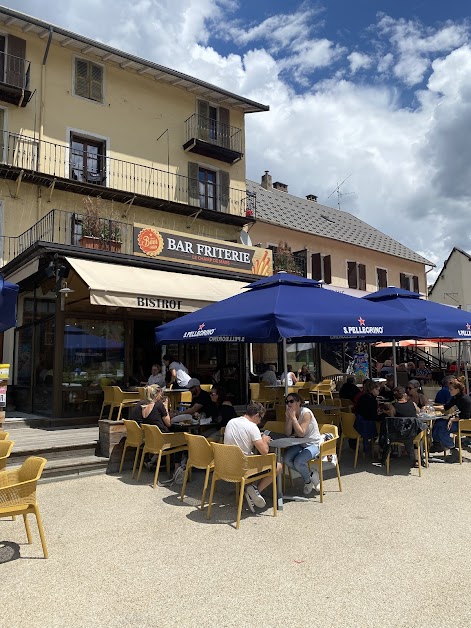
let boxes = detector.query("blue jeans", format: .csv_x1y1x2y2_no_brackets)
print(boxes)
432,418,458,449
283,444,320,483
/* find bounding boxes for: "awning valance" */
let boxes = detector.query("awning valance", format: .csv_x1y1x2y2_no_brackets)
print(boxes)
65,257,248,313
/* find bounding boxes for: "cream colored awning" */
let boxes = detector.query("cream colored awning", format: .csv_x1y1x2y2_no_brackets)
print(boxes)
66,257,248,313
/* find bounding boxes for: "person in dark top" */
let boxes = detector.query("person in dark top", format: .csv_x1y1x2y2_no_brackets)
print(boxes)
435,377,452,405
209,385,237,427
392,386,418,418
352,378,371,410
297,365,313,382
406,380,427,409
131,384,170,432
339,376,359,402
354,380,381,451
379,374,395,402
431,378,471,463
174,378,216,418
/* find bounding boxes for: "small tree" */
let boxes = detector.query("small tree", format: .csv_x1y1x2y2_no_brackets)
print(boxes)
81,196,121,242
273,241,299,274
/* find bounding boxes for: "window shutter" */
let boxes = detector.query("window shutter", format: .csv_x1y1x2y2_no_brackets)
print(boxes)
218,106,230,148
412,275,419,293
311,253,322,281
323,255,332,284
377,268,387,289
90,63,103,102
188,162,199,207
400,272,406,289
358,264,366,291
347,261,358,289
219,169,230,213
197,100,209,141
6,35,26,88
75,59,89,98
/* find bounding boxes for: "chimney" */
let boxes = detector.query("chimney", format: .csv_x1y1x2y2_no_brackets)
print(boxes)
273,181,288,193
261,170,272,190
306,194,318,202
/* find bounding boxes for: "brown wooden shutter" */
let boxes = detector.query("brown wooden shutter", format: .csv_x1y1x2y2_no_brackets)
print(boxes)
188,162,199,207
377,268,387,289
6,35,26,88
348,261,358,289
219,169,230,213
323,255,332,284
90,63,103,102
197,100,209,141
400,272,406,289
412,275,419,293
358,263,366,291
311,253,322,280
75,59,89,98
218,106,230,148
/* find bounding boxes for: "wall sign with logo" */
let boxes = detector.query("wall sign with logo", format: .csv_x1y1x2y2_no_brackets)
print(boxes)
133,225,272,276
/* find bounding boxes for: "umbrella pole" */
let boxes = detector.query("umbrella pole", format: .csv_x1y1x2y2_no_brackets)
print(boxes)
368,343,372,378
465,342,470,394
282,337,289,398
458,341,461,377
392,340,397,387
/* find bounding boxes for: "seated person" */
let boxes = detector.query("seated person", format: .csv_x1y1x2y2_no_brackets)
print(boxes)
392,386,419,417
406,380,427,409
281,364,298,386
380,359,394,376
131,384,170,431
339,376,360,402
142,363,165,387
431,378,471,463
354,380,381,451
448,361,457,374
174,378,216,418
379,400,424,467
224,403,282,512
297,365,313,382
259,364,278,386
415,360,431,384
352,378,371,411
435,377,452,405
406,362,417,378
209,385,237,427
379,374,395,402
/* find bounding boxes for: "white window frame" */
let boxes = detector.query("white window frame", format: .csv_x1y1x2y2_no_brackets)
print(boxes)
72,56,106,105
376,266,388,290
66,127,110,185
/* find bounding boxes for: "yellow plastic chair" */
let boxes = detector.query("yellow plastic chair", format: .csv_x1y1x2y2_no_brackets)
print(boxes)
0,456,48,558
262,420,286,434
0,430,10,440
323,398,342,407
137,386,146,398
308,424,342,503
457,419,471,464
207,442,277,529
310,382,334,404
109,386,141,421
180,433,214,510
119,420,143,477
249,383,260,402
340,398,354,408
137,424,187,488
338,412,362,468
99,386,114,420
0,440,14,471
199,384,212,392
385,429,428,477
312,408,339,428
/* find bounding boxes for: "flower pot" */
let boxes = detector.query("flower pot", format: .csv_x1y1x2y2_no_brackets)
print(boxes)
79,236,122,253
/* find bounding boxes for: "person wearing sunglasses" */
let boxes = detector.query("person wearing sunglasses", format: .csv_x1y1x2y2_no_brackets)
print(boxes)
283,393,322,495
405,380,426,409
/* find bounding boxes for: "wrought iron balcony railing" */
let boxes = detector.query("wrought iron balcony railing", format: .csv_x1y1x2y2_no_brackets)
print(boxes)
184,113,243,154
0,52,31,90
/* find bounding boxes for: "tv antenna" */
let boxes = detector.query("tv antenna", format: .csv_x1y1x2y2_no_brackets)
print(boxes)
328,174,355,211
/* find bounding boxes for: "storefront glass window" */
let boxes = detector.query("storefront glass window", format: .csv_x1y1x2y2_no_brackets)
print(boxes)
286,342,318,381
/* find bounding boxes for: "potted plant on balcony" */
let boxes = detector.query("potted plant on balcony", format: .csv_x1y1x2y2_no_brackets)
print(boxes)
273,241,299,274
79,197,122,253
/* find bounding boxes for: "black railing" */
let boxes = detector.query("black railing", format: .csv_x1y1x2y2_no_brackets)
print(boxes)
0,52,31,90
185,113,243,154
272,252,307,277
0,132,254,218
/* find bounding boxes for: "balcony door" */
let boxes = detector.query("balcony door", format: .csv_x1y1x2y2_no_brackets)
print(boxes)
198,167,216,210
70,134,106,185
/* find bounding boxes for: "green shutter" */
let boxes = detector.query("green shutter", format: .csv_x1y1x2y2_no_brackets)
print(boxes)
90,63,103,102
197,100,209,141
218,106,230,148
6,35,26,88
75,59,89,98
219,170,230,213
188,162,199,207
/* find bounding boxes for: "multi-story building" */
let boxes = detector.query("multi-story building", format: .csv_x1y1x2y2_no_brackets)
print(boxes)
0,7,271,416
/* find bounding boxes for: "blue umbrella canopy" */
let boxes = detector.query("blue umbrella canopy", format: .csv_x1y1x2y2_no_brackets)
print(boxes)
155,273,428,344
363,287,471,339
0,276,19,333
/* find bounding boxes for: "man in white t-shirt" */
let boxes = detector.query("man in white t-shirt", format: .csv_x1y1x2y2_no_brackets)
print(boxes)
224,402,282,513
163,354,191,388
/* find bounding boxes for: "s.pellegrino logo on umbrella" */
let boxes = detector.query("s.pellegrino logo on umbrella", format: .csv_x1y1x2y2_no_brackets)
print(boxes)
343,317,384,335
457,323,471,337
183,323,216,338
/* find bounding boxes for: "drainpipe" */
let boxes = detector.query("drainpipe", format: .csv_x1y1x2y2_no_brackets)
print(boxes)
37,27,53,220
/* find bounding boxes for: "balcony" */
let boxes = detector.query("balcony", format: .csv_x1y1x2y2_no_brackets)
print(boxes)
0,132,255,225
183,113,243,164
272,251,307,277
0,53,32,107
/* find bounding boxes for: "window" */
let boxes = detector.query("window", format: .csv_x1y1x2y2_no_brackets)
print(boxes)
70,133,106,185
311,253,332,284
377,268,388,290
0,34,27,88
188,162,230,212
400,273,419,293
197,100,230,147
347,261,366,291
74,58,104,103
198,167,217,210
23,298,55,325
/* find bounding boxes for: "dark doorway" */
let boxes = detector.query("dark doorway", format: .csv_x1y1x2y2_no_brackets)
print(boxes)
132,321,161,385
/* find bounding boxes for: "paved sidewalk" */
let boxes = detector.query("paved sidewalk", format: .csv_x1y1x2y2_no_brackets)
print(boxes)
2,450,471,628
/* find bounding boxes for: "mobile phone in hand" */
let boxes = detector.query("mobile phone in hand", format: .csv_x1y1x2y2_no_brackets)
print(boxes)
263,430,271,436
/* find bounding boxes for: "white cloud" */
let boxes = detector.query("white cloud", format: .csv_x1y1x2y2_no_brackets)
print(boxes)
347,51,371,74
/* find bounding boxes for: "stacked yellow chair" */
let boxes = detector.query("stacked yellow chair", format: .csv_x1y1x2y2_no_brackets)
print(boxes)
0,440,14,471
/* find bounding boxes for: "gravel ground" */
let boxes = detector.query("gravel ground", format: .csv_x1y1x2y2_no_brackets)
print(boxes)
2,448,471,628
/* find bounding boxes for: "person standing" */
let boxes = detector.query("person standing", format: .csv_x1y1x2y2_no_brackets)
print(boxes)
163,354,191,388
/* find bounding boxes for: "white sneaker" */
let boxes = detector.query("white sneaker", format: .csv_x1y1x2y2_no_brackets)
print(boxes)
303,480,314,495
245,484,266,508
310,469,320,492
244,490,255,513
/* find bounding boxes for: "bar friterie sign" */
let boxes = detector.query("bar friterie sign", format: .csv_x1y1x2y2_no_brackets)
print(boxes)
133,224,272,276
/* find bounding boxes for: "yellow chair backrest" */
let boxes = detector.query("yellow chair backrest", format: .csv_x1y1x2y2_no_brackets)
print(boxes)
138,386,146,398
259,383,277,401
101,386,114,404
211,442,247,482
275,404,286,422
459,419,471,433
122,420,143,448
323,398,341,406
112,386,140,403
249,383,260,401
339,412,360,439
319,424,339,457
17,456,47,488
200,384,212,392
312,408,332,422
263,421,286,434
180,391,192,403
0,431,9,440
340,398,354,407
185,432,214,468
141,423,174,451
0,440,14,471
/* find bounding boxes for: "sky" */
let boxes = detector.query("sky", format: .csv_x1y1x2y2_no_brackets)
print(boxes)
6,0,471,280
